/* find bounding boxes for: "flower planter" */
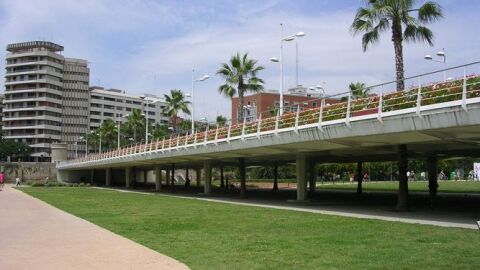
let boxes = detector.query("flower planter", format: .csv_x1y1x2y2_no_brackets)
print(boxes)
352,108,378,117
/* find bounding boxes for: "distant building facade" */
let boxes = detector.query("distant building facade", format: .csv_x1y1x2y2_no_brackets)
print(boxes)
231,86,339,125
0,94,4,132
89,86,169,130
2,41,90,161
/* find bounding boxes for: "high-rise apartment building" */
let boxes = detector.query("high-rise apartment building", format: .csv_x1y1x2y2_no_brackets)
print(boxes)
3,41,90,161
89,86,169,130
0,94,4,132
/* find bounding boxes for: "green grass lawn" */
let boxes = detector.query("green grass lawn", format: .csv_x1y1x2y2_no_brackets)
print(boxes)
318,180,480,193
20,187,480,270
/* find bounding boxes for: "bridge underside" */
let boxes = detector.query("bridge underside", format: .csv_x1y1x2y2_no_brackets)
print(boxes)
57,104,480,209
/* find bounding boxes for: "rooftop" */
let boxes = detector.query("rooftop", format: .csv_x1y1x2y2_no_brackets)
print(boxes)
6,41,64,52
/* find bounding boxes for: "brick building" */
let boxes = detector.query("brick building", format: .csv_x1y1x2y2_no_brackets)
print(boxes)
231,86,339,125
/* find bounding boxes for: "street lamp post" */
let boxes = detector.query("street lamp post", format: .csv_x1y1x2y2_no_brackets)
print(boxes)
270,24,305,115
143,99,161,144
424,48,446,81
117,114,129,150
191,69,210,134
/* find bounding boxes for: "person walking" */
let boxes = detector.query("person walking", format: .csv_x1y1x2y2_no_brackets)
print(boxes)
0,171,5,190
15,176,21,187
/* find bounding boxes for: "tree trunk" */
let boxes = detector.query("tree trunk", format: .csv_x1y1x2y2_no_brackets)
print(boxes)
392,19,405,91
238,90,245,124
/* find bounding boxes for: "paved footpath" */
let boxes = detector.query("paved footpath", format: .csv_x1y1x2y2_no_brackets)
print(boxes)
0,185,189,270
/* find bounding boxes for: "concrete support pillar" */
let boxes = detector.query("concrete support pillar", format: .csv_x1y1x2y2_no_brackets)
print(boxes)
396,144,409,211
296,154,307,201
427,155,438,209
308,160,316,194
239,158,247,198
203,161,212,194
196,168,201,187
273,164,278,191
155,165,162,191
166,169,170,186
106,168,112,187
143,169,148,183
171,164,176,193
125,167,132,189
356,161,363,195
90,170,94,184
220,166,225,188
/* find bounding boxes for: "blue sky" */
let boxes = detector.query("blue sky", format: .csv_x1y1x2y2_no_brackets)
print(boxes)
1,0,479,120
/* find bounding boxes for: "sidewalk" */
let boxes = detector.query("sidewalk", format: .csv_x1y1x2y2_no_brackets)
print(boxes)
0,185,189,270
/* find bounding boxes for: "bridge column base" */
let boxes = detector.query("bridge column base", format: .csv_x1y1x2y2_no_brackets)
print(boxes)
106,168,112,187
296,154,307,201
155,165,162,191
396,144,409,211
125,167,132,189
203,161,212,194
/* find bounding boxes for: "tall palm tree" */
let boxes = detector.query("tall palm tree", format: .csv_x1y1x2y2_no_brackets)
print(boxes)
123,109,145,142
99,119,117,149
349,81,370,99
217,52,264,123
351,0,443,91
216,115,227,127
162,89,191,132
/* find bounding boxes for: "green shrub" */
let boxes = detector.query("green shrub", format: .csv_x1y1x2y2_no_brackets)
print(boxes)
79,182,85,187
31,182,45,187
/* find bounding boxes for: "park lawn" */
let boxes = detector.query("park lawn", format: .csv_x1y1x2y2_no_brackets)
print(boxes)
318,180,480,193
20,187,480,270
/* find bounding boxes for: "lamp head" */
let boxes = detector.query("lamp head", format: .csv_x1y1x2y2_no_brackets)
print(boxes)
201,75,210,81
296,32,306,37
424,54,433,60
284,37,295,42
270,57,279,63
436,50,445,57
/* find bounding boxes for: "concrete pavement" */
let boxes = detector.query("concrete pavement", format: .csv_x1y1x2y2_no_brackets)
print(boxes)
0,185,189,270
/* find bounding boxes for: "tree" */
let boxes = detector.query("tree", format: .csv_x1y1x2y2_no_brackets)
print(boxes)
151,124,170,140
99,119,117,149
351,0,443,91
216,115,227,127
179,119,192,134
86,130,99,153
123,109,145,143
162,89,191,133
349,81,370,99
217,52,264,123
0,139,32,161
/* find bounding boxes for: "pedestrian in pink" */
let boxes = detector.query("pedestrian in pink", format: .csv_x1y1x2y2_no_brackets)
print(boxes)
0,172,5,191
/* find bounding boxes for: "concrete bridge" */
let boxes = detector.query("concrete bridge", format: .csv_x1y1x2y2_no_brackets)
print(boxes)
57,64,480,210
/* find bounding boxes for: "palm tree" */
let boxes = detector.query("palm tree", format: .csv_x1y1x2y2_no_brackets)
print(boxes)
351,0,443,91
216,115,227,127
86,130,99,153
349,81,370,99
217,52,264,123
162,89,191,132
151,124,170,140
123,109,145,142
99,119,117,149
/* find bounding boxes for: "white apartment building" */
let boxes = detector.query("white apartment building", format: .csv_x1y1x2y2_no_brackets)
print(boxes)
89,86,169,131
2,41,90,161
